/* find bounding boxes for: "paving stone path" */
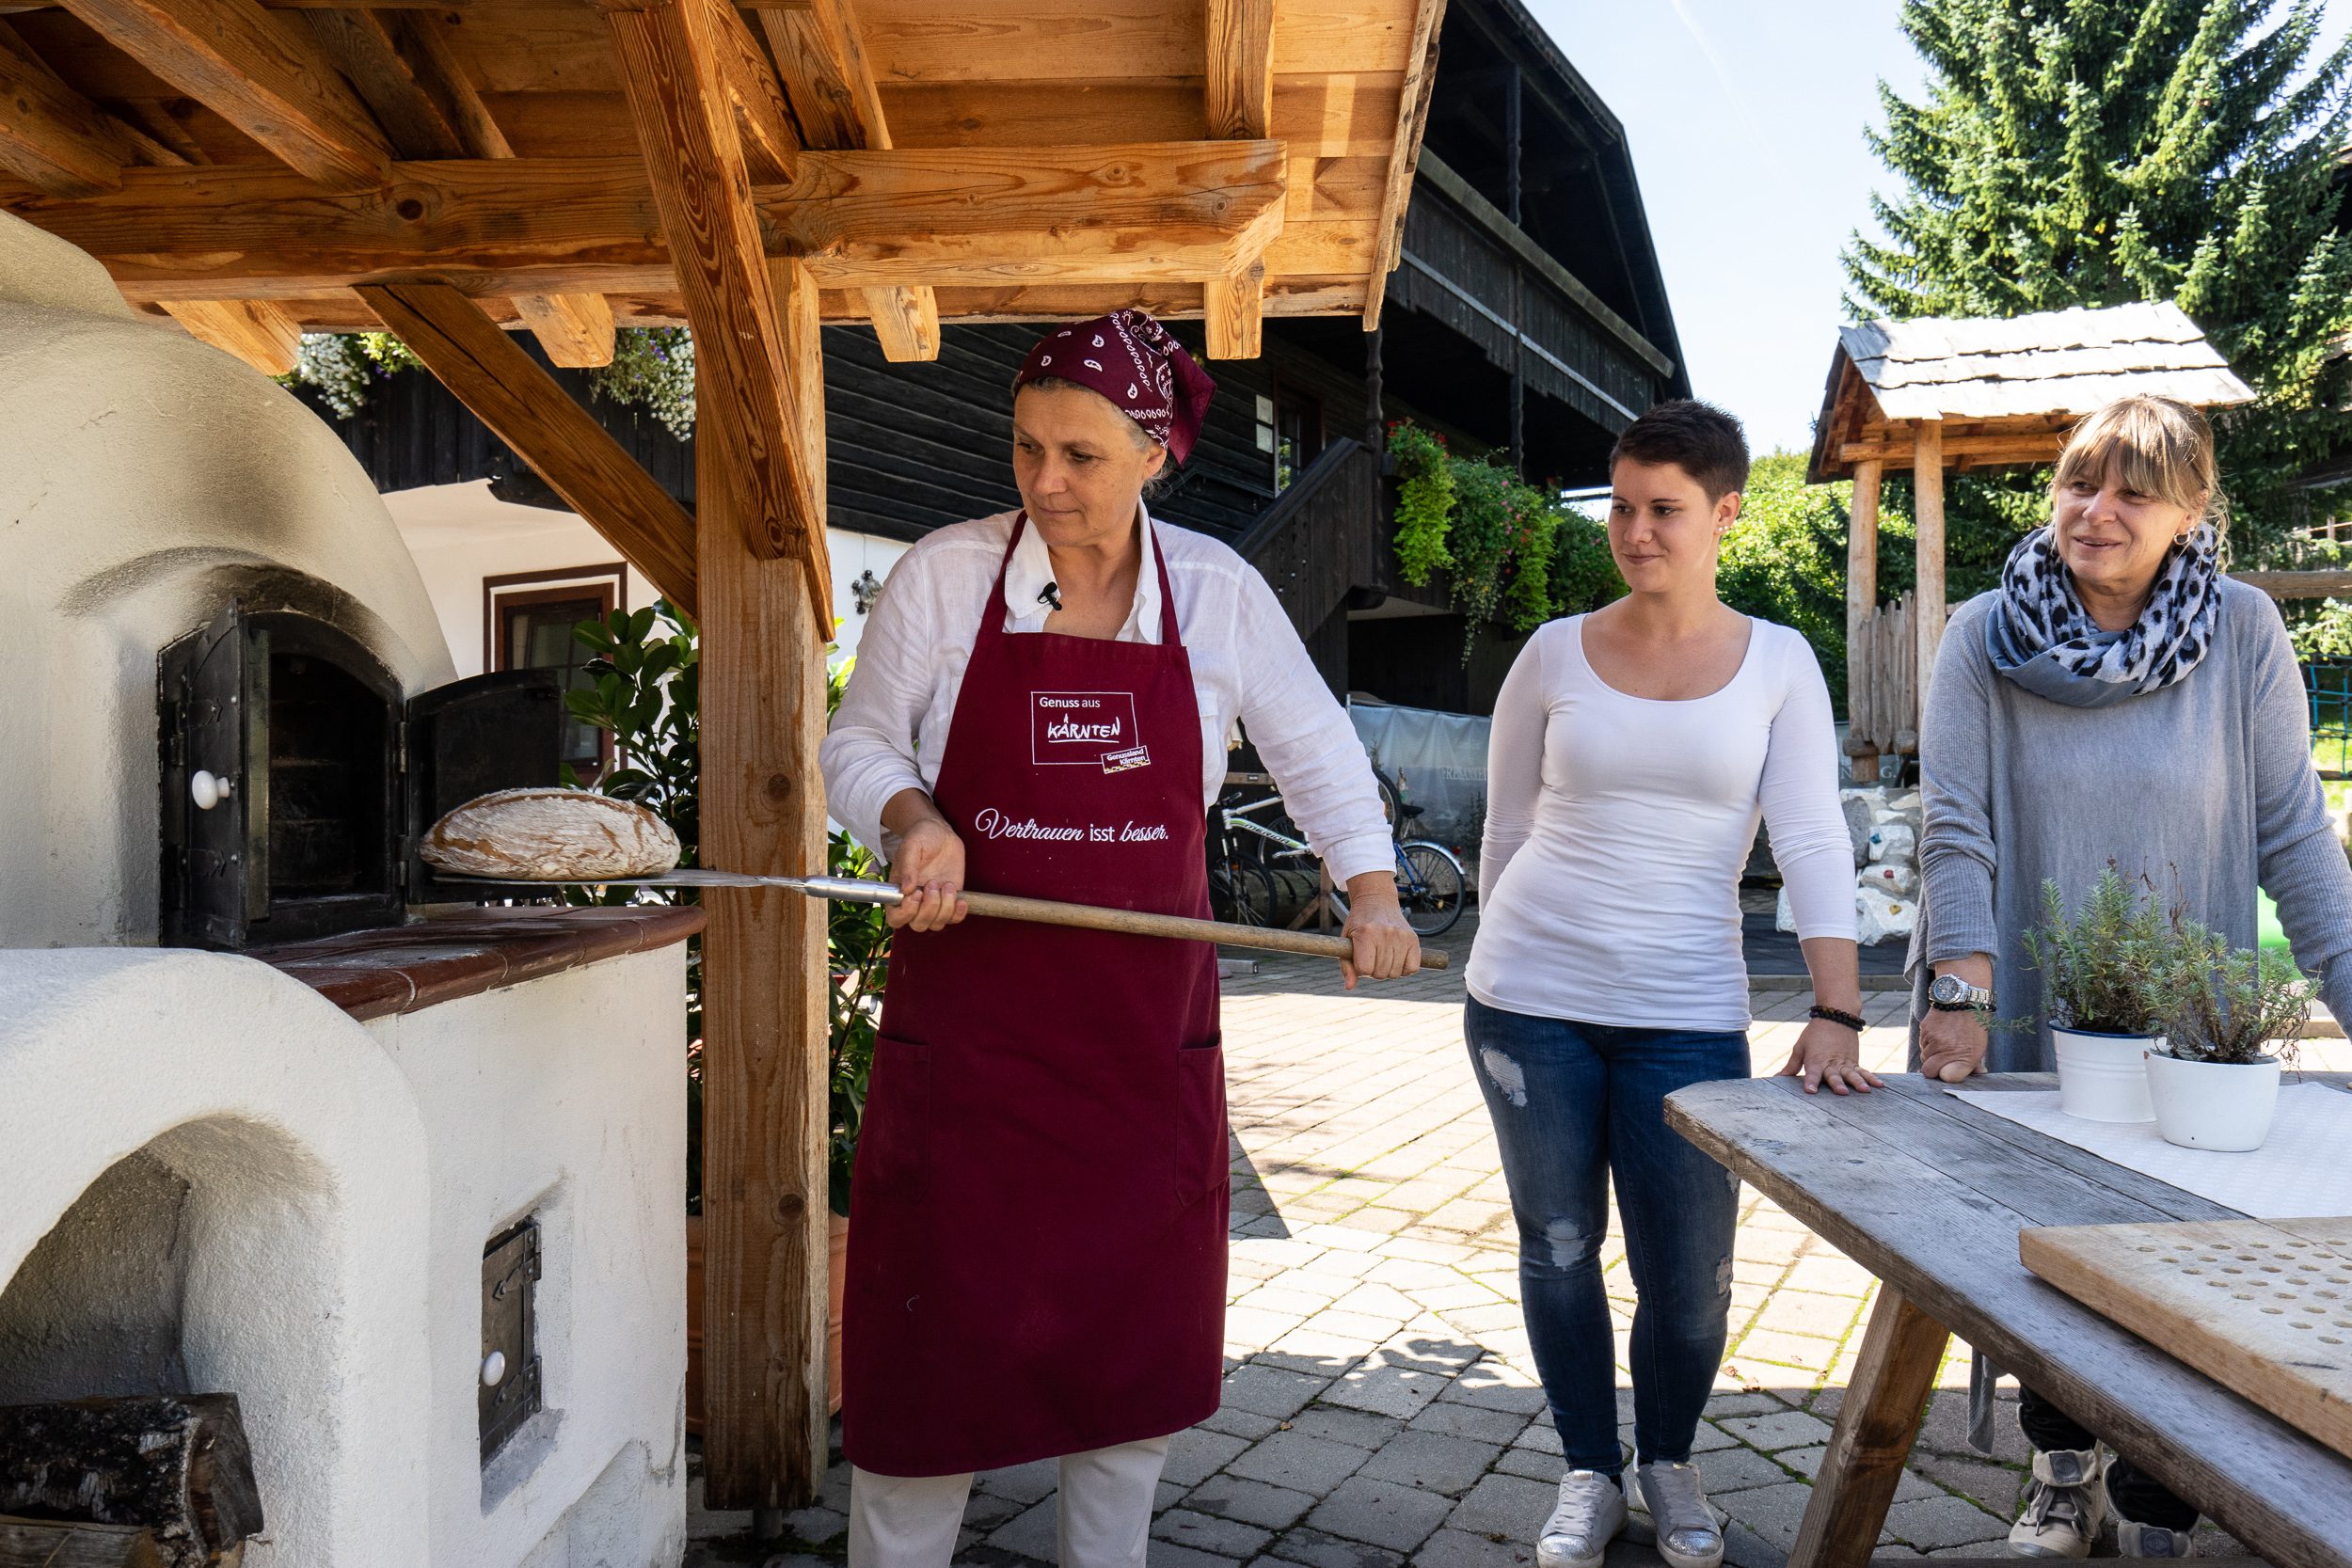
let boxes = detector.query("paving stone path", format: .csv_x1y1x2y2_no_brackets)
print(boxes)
692,928,2337,1565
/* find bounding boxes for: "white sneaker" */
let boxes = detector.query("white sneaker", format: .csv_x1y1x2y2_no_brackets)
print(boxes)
1632,1462,1726,1568
1535,1468,1629,1568
2116,1516,2197,1558
2010,1448,2110,1559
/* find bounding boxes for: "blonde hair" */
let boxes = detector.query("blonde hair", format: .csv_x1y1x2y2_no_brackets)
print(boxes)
2051,394,2227,537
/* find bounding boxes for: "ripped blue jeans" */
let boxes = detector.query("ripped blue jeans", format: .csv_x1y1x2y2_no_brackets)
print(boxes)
1464,997,1747,1475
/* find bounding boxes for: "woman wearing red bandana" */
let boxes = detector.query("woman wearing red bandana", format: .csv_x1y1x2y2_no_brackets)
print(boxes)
822,310,1420,1565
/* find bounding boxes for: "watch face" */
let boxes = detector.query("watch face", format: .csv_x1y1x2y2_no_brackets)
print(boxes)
1931,975,1965,1004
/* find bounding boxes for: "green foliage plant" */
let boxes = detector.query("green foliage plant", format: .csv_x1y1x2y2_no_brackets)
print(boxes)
2144,927,2312,1066
1389,420,1455,583
2290,597,2352,661
1847,0,2352,557
1386,420,1624,660
563,603,882,1215
2021,866,2179,1035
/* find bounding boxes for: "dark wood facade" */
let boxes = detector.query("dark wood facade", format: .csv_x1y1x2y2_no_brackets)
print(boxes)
318,0,1685,713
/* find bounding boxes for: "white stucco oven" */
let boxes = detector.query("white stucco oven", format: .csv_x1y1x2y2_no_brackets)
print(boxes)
0,211,691,1568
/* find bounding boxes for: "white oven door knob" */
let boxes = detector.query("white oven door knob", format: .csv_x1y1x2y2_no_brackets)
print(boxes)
189,769,236,811
481,1351,507,1387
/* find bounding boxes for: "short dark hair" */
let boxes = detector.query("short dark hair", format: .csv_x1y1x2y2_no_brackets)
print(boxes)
1609,399,1749,500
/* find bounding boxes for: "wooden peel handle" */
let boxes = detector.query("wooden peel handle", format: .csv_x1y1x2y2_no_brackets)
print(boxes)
957,889,1452,971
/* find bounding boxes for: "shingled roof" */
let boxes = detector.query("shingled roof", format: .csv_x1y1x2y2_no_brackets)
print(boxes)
1807,301,2255,481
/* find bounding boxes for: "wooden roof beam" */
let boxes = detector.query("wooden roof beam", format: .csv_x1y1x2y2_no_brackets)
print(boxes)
756,0,942,361
355,278,698,612
1362,0,1445,329
612,0,830,622
1201,0,1270,357
0,18,150,196
161,295,302,373
56,0,392,190
1205,0,1273,139
310,8,618,367
14,145,1291,296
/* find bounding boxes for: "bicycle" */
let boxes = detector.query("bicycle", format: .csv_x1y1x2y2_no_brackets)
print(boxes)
1216,793,1467,938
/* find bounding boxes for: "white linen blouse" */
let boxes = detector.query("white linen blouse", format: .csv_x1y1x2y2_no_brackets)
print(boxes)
1467,613,1858,1032
821,507,1395,883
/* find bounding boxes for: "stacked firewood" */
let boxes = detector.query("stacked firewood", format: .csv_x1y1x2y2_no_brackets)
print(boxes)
0,1395,262,1568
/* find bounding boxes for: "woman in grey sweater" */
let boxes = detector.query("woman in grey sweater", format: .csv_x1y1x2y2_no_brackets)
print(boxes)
1912,394,2352,1559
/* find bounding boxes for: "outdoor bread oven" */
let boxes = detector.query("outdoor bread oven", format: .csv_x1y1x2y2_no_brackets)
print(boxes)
0,212,691,1568
158,598,564,948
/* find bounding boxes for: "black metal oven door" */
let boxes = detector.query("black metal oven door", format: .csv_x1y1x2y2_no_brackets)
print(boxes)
403,669,565,901
159,600,267,947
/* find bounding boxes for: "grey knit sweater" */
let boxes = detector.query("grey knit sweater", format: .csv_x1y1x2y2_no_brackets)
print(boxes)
1911,578,2352,1069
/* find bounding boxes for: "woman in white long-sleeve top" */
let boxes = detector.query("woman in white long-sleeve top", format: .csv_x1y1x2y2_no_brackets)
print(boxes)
818,310,1417,1568
1466,401,1867,1568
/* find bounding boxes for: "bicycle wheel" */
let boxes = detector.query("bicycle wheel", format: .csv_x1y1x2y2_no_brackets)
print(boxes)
1210,859,1277,926
1395,841,1466,936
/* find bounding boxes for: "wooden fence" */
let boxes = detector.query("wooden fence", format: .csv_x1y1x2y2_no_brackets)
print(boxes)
1848,592,1919,761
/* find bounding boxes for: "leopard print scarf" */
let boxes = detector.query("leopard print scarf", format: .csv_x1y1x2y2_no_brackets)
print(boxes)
1992,521,2221,697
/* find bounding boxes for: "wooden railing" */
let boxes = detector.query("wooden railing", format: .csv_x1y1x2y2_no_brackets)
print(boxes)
1232,437,1385,641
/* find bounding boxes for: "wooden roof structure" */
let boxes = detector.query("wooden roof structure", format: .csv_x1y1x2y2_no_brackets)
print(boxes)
0,0,1448,1518
1808,302,2254,482
1814,302,2253,771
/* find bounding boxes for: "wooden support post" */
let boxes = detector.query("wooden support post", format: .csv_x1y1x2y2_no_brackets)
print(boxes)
355,279,698,611
1787,1286,1950,1568
612,0,830,619
1914,420,1946,710
694,251,833,1513
1361,0,1446,330
1846,456,1883,785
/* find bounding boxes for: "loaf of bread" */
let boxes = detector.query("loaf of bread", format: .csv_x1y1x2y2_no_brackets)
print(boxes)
421,788,680,879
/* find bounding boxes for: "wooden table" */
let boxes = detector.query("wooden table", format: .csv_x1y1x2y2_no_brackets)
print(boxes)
1664,1072,2352,1568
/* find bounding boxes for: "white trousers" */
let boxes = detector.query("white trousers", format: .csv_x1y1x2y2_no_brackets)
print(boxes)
847,1436,1170,1568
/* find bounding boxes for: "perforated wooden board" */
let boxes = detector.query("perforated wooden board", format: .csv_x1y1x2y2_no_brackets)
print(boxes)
2020,1217,2352,1459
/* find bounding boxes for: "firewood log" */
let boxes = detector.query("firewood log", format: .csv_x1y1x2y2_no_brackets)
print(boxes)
0,1516,163,1567
0,1395,262,1568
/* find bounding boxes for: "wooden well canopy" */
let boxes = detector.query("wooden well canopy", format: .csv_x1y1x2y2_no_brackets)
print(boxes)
0,0,1450,1523
1808,302,2254,773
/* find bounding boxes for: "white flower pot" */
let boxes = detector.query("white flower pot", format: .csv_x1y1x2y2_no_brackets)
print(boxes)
2050,1026,2159,1122
2144,1050,2283,1151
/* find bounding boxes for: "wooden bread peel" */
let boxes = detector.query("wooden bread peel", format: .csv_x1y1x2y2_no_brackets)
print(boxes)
2020,1215,2352,1460
453,868,1451,972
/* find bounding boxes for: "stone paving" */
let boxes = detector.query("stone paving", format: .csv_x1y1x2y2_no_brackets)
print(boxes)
691,931,2345,1565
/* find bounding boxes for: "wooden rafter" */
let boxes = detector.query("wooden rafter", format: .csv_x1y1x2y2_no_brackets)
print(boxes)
1361,0,1446,329
353,278,698,612
710,0,800,183
755,0,942,362
300,8,466,157
0,18,149,196
1200,0,1271,356
161,295,301,373
1205,0,1274,139
11,144,1291,299
612,0,829,619
56,0,393,191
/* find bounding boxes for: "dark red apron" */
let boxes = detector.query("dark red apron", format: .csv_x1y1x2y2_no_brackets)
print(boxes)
842,515,1229,1478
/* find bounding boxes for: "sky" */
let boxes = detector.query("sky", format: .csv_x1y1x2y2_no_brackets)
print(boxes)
1534,0,2352,457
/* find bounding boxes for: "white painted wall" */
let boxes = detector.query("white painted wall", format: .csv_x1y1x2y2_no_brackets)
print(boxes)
0,212,454,948
386,480,912,673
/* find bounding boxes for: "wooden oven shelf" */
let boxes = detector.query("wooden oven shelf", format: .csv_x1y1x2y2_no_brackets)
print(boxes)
246,905,706,1022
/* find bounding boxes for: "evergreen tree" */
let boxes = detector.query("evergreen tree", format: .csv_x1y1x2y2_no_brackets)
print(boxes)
1847,0,2352,555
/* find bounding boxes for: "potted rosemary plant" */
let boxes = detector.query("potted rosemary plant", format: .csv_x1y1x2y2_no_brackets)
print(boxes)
2141,928,2308,1151
2020,868,2170,1122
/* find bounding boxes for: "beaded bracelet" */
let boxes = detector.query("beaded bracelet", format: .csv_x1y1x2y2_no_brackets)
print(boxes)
1808,1005,1867,1034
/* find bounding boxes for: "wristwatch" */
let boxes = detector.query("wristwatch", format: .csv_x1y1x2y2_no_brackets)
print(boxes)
1928,974,1994,1013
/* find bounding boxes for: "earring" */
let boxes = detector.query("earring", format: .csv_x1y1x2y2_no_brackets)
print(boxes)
2173,529,2192,545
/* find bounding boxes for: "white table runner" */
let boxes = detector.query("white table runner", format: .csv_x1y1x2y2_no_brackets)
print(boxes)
1947,1082,2352,1218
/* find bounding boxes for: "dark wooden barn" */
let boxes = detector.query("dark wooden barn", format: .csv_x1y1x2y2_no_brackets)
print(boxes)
317,0,1685,715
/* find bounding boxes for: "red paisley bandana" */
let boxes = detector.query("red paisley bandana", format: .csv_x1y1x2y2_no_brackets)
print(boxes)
1014,309,1217,464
